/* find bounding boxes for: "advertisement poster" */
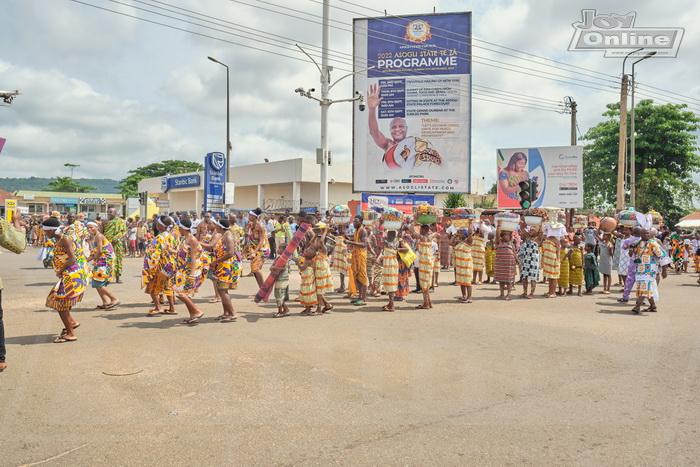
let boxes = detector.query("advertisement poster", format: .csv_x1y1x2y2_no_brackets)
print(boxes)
204,152,227,216
496,146,583,209
360,193,435,215
353,12,472,194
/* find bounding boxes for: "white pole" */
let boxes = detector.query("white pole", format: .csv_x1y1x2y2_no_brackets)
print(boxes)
319,0,330,214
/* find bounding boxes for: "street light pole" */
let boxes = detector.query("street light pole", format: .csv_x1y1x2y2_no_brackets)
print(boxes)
207,56,231,165
629,51,657,208
617,48,643,210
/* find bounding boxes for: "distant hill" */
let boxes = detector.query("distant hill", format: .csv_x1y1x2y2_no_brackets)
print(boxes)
0,177,122,193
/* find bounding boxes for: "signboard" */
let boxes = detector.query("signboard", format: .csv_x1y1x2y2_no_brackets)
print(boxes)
225,182,235,205
157,200,170,208
204,152,226,215
49,197,78,204
496,146,584,209
360,193,435,215
79,197,106,205
5,199,17,210
161,174,201,193
353,12,472,194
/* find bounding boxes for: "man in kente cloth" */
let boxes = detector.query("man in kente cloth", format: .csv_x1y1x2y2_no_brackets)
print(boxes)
102,208,127,283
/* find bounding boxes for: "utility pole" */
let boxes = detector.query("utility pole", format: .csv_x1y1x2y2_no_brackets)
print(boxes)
616,75,628,210
563,96,577,226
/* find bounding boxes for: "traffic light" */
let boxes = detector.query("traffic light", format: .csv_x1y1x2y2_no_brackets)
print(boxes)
138,192,147,206
529,178,539,205
518,180,531,209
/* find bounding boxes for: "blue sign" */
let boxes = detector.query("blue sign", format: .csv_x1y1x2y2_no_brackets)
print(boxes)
204,152,227,215
161,174,201,193
361,193,435,215
50,197,79,204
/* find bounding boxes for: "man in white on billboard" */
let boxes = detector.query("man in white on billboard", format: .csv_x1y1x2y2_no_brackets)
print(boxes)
367,84,442,171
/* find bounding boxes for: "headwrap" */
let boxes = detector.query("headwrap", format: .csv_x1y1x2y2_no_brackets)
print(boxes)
177,221,192,231
86,221,99,228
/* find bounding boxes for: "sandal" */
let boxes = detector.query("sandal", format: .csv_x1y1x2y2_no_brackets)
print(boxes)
179,314,203,325
300,310,319,316
353,300,367,306
207,298,221,303
322,305,334,313
94,304,109,310
60,323,80,336
147,309,162,316
272,312,290,318
220,316,238,322
54,336,77,343
105,300,121,309
631,306,641,314
643,306,657,312
381,305,395,312
415,304,430,309
162,308,177,315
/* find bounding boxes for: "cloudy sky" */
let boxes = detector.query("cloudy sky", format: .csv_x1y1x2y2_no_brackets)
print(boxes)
1,0,698,191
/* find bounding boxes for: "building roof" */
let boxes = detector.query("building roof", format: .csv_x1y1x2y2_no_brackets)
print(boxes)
14,190,124,198
679,211,700,221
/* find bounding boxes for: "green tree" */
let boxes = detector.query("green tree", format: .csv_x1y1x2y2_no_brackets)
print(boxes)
442,193,467,216
45,177,95,193
581,99,700,226
117,160,204,197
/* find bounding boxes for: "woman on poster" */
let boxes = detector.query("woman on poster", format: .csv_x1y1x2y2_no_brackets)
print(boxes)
498,151,530,208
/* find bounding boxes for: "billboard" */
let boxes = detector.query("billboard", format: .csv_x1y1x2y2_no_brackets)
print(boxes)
204,152,227,216
496,146,583,209
360,193,435,215
353,12,472,194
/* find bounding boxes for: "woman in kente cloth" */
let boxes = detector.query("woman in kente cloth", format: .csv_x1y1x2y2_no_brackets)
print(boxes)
540,233,561,298
494,221,518,300
142,215,176,315
311,225,334,314
471,226,486,285
204,218,241,322
331,230,349,293
43,217,88,343
408,222,438,309
452,228,474,303
170,218,206,325
558,238,571,297
568,235,584,297
85,221,119,310
395,227,413,302
245,207,270,289
380,229,407,311
484,232,495,284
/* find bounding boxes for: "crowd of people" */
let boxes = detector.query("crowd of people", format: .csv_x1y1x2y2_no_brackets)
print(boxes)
1,206,699,367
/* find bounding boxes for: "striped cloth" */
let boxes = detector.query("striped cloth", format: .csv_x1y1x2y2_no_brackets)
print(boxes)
417,240,435,290
485,243,495,277
454,242,473,286
313,253,333,295
494,243,517,284
569,248,584,286
471,235,485,272
542,238,560,279
381,245,399,293
299,264,318,306
558,257,570,288
331,239,348,275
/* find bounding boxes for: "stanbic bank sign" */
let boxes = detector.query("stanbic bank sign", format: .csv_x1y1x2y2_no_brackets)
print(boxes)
161,174,202,193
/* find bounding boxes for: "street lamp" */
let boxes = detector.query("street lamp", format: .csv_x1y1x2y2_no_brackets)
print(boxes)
616,48,643,210
629,51,657,208
207,56,231,164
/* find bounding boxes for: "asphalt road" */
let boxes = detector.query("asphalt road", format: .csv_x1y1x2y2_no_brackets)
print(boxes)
1,249,700,466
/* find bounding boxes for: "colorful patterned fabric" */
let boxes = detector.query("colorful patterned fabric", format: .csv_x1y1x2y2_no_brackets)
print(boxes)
439,231,451,268
274,266,290,306
485,242,495,277
331,238,349,275
169,236,204,296
255,223,309,303
313,253,333,294
417,240,434,290
569,248,584,286
542,238,560,279
471,235,485,271
142,231,175,295
499,171,529,200
351,228,369,286
90,238,115,284
103,217,127,277
494,243,517,283
246,224,270,273
42,238,55,269
558,256,570,288
210,232,241,289
617,237,636,275
46,239,88,312
518,239,540,281
669,233,685,272
631,238,664,299
299,261,318,306
454,241,473,286
381,243,399,293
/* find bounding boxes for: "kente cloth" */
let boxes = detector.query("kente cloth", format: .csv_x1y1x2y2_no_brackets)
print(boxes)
42,238,55,269
518,239,540,281
90,238,115,284
433,248,441,273
633,239,665,299
494,243,517,284
381,244,399,293
669,233,685,271
485,243,495,277
246,226,270,273
142,232,175,295
372,260,383,290
299,262,318,307
397,260,411,297
558,257,570,288
351,229,369,286
331,238,349,275
471,236,485,271
274,266,290,306
617,236,638,275
569,248,584,286
454,242,473,286
584,252,600,289
209,232,241,289
541,238,560,279
103,217,127,277
168,237,204,296
254,223,309,303
417,240,434,290
45,240,88,312
313,253,333,294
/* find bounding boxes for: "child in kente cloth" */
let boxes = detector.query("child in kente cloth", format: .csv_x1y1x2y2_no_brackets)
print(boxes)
583,243,600,295
270,243,291,318
293,247,319,316
568,235,584,297
484,232,495,284
452,228,474,303
380,230,408,312
311,226,333,314
558,238,571,297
